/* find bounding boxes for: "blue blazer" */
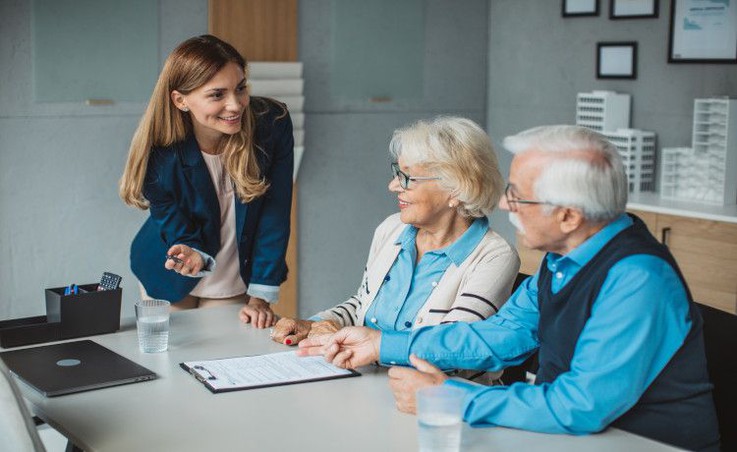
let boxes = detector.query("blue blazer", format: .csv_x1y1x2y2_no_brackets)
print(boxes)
131,98,294,302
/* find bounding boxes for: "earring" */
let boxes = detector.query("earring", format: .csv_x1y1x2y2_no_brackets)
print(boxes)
182,107,189,112
449,202,457,208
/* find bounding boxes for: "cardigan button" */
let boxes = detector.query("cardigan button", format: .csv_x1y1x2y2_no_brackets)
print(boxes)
370,317,377,324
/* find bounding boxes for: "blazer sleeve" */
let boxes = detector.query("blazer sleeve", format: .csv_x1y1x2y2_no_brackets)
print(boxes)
142,150,207,252
248,109,294,287
440,244,521,324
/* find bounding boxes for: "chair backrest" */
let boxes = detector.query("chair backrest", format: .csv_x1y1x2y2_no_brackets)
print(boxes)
512,272,530,294
0,360,47,452
697,303,737,452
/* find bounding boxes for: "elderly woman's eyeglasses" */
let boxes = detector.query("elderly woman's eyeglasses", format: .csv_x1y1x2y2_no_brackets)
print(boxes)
504,183,551,213
391,163,441,189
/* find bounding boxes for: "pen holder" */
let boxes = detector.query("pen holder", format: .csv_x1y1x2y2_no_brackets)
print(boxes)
0,284,122,348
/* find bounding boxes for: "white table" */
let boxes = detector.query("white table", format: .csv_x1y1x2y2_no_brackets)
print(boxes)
13,306,680,451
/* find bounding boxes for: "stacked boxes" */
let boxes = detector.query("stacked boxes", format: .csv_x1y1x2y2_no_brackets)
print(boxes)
248,62,305,181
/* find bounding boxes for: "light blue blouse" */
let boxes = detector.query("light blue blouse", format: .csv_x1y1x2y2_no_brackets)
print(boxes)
363,217,489,331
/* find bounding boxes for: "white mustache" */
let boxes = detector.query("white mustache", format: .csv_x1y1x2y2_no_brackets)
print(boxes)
509,212,525,234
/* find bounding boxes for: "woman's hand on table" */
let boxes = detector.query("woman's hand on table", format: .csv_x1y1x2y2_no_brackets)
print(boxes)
239,297,276,328
271,317,313,345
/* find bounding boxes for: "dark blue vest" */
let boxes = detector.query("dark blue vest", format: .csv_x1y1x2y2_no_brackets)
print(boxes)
536,215,719,451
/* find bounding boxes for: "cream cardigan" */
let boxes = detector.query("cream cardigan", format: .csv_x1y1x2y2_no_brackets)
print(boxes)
315,213,520,329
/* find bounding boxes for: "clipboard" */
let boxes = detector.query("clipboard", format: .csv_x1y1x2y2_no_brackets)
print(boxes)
180,350,360,393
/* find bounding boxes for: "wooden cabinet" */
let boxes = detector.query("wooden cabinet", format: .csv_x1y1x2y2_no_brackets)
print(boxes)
633,211,737,314
516,210,737,314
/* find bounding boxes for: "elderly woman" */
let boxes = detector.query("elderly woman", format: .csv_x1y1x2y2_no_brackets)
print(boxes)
272,116,519,347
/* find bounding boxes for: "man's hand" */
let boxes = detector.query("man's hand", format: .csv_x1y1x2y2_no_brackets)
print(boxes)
239,297,276,328
165,244,205,276
271,317,313,345
388,355,449,414
297,326,381,369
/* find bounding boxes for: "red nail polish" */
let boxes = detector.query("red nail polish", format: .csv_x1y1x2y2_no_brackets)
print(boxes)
285,339,292,345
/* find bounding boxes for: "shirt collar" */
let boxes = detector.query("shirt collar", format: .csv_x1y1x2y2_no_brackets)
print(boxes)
546,213,633,269
396,217,489,266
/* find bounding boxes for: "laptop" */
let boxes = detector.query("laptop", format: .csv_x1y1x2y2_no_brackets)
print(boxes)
0,339,157,397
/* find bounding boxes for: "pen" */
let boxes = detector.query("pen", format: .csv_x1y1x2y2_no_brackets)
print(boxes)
166,254,185,265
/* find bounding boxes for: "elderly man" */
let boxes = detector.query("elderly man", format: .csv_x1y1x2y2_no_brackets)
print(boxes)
299,125,719,451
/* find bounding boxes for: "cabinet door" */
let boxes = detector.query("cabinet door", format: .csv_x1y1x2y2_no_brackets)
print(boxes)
657,214,737,314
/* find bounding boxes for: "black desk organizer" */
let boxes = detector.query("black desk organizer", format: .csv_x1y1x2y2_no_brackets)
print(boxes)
0,284,122,348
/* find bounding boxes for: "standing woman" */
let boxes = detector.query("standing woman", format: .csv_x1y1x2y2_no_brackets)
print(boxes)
120,35,293,328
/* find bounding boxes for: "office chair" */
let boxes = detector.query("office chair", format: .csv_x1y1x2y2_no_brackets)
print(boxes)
0,360,47,452
697,303,737,452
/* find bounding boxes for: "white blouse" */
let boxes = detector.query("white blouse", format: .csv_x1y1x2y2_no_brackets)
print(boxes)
190,152,246,298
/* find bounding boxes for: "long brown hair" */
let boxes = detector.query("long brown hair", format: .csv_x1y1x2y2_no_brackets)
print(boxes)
120,35,278,209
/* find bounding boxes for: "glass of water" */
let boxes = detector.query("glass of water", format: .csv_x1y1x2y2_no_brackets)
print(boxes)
417,385,465,452
135,299,170,353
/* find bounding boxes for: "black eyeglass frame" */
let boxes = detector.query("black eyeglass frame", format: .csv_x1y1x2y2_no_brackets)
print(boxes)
504,183,552,212
390,163,441,189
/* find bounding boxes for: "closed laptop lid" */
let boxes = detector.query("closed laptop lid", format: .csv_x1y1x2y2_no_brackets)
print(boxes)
0,340,156,397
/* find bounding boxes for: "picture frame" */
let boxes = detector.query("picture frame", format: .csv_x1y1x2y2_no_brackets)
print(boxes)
562,0,599,17
610,0,658,19
668,0,737,63
597,42,638,79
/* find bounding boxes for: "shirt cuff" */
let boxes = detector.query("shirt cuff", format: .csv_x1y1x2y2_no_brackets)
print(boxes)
444,378,487,423
247,284,280,303
378,330,412,366
180,248,216,278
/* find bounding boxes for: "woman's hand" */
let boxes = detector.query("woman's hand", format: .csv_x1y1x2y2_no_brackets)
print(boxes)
307,320,340,338
239,297,276,329
165,244,205,276
271,317,314,345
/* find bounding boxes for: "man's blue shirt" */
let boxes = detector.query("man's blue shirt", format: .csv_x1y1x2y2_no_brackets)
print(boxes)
380,214,692,434
364,217,488,331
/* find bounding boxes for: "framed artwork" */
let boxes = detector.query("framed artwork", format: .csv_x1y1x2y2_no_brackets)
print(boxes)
610,0,658,19
562,0,600,17
668,0,737,63
597,42,638,79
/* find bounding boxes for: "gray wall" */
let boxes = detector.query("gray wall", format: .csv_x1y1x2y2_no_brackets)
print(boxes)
7,0,733,323
0,0,207,320
487,0,737,242
0,0,489,321
297,0,490,317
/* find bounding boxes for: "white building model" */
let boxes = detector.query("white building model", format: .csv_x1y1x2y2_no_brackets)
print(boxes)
576,90,656,194
660,98,737,205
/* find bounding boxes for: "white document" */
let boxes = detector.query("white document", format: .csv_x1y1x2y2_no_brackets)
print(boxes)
182,351,358,392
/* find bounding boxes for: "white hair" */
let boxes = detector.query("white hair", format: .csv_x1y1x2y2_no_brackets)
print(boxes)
389,116,504,218
502,125,628,222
